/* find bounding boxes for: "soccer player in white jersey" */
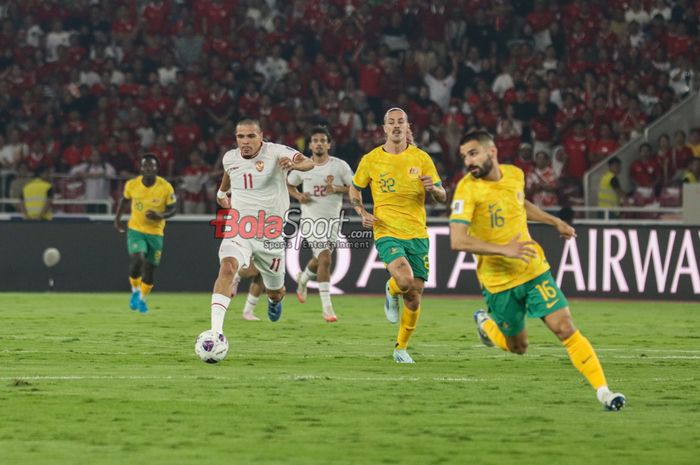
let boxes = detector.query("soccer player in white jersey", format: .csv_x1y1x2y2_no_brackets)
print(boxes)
287,126,354,322
210,118,315,336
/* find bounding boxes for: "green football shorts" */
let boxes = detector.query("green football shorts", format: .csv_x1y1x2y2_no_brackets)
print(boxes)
127,228,164,266
481,271,569,336
375,237,429,281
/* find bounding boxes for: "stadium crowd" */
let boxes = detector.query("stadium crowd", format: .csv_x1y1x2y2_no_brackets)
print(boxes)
0,0,699,216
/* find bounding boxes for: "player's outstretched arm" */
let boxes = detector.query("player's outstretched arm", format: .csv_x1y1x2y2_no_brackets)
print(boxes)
524,200,576,239
449,223,537,263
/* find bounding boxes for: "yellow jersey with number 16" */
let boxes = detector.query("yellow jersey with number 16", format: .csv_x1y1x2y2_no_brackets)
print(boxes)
352,145,441,240
124,176,176,236
449,164,549,293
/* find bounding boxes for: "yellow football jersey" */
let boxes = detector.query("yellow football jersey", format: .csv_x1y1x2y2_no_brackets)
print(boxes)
449,164,549,293
124,176,176,236
353,145,441,240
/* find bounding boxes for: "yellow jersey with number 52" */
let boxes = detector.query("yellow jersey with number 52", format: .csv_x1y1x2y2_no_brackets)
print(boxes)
449,164,549,293
124,176,176,236
352,145,441,240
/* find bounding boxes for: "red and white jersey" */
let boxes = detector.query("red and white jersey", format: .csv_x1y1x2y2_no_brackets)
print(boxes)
287,156,354,220
222,142,300,218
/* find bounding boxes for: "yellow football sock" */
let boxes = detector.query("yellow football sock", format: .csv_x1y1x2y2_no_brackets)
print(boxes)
563,330,607,390
482,319,509,351
129,277,142,290
396,305,420,349
388,277,404,296
140,283,154,299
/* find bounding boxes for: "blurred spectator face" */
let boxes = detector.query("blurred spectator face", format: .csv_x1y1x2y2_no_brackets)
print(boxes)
89,149,102,164
690,129,700,144
639,143,652,159
535,151,551,169
17,162,29,177
554,147,567,162
690,158,700,176
674,130,686,146
189,151,203,165
418,85,429,100
518,144,533,161
658,134,670,149
600,124,613,139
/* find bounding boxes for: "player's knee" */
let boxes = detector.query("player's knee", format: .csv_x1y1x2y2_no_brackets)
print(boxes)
268,287,285,301
551,319,577,341
508,341,528,355
395,276,413,293
218,261,237,281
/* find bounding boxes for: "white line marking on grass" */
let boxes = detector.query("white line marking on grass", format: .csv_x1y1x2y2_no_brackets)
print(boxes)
0,374,502,383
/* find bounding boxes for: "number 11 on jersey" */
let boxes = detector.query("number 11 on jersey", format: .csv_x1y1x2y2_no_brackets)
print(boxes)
243,173,253,189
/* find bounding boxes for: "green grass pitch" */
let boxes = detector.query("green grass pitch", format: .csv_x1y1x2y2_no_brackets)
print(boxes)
1,293,699,465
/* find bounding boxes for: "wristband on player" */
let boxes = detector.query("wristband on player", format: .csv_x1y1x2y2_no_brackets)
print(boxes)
216,190,228,199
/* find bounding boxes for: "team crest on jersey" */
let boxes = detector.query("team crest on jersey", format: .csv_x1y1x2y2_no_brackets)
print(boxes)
255,161,265,172
408,167,420,178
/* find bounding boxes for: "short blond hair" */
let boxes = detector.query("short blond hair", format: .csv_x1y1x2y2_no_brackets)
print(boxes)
383,107,408,124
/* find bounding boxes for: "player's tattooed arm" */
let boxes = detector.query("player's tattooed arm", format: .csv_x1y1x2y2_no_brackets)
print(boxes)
349,185,378,228
419,176,447,203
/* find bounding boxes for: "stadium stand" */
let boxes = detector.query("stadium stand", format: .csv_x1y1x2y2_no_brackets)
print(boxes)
0,0,698,215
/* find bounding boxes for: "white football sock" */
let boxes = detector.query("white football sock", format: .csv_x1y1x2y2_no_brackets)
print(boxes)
211,293,231,334
243,294,259,315
596,386,611,403
300,266,317,286
319,282,332,310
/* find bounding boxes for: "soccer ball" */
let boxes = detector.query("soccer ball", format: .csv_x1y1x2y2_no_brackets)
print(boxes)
194,330,229,363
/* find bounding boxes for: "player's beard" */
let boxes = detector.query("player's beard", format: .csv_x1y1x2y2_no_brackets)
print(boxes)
469,158,493,179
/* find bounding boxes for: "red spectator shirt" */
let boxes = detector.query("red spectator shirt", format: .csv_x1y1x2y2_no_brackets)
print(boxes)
63,145,92,167
526,166,559,207
25,150,53,171
630,158,662,187
359,62,382,98
562,136,589,178
527,10,555,32
589,139,619,165
172,124,203,155
495,135,521,162
238,92,261,118
143,2,169,35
